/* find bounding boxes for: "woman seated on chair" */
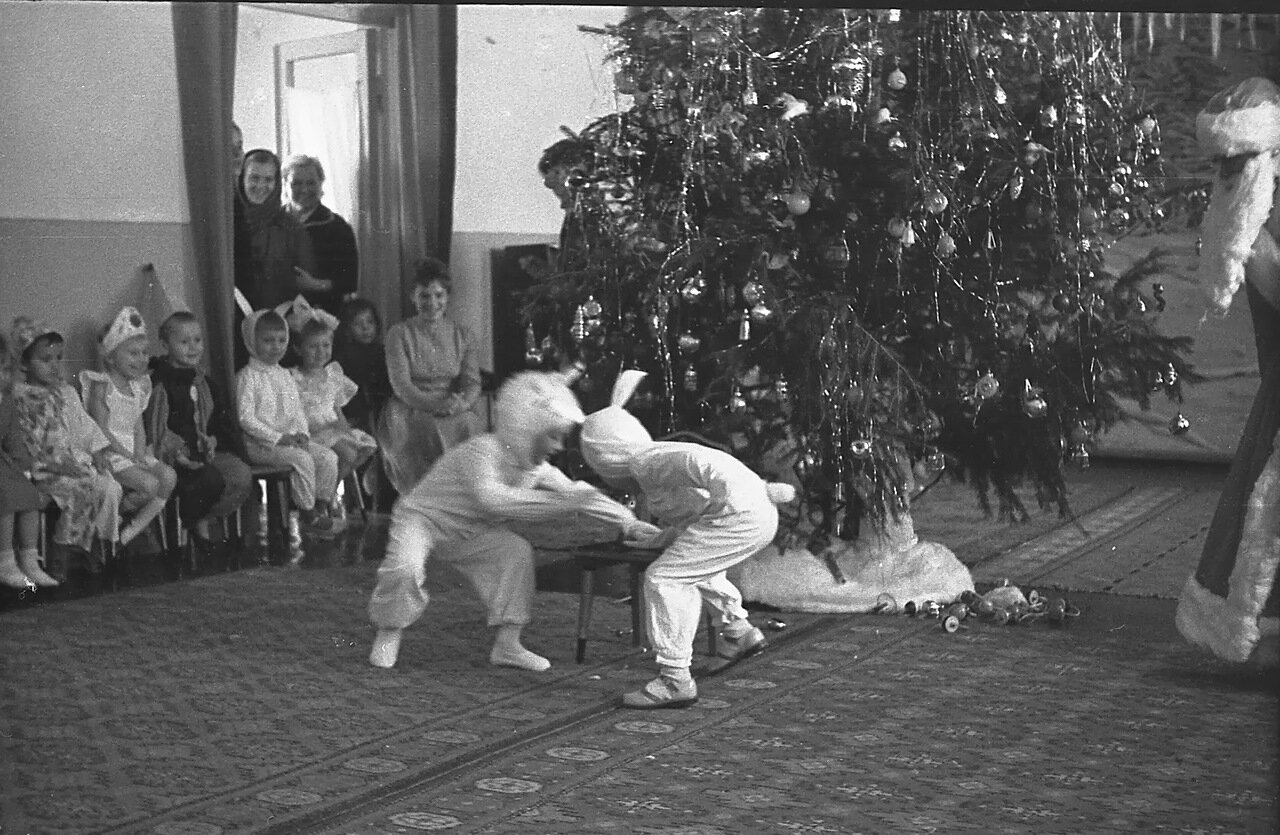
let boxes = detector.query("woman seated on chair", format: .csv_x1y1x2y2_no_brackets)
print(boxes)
376,258,483,494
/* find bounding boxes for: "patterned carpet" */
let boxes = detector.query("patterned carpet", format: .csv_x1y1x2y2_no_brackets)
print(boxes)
1,461,1274,834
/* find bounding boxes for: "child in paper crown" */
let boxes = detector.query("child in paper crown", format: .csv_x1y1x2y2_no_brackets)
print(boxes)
10,318,122,573
367,369,660,673
80,307,177,547
236,304,340,536
579,370,797,709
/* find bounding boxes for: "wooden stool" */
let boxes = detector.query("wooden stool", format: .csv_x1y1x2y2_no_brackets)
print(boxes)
573,543,716,663
230,465,293,566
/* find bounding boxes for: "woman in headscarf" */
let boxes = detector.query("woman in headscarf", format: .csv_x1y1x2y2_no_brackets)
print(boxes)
367,369,660,672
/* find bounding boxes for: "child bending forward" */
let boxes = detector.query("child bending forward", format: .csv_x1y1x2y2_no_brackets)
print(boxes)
579,370,796,709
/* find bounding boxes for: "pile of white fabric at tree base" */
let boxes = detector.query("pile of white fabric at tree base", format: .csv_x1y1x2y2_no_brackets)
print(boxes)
731,512,973,614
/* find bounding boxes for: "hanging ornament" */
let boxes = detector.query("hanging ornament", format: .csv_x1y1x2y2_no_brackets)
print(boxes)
523,324,543,366
850,439,873,458
936,232,957,258
738,309,751,342
683,366,699,392
1022,141,1047,166
886,132,908,154
1169,413,1191,435
974,372,1001,400
786,192,812,215
776,93,809,121
1137,112,1158,138
1008,171,1024,199
570,305,587,343
1039,104,1059,128
1109,207,1131,229
886,217,908,238
900,223,917,248
1152,282,1167,313
750,302,774,324
729,384,747,413
885,66,908,91
924,190,949,215
774,378,788,399
1152,369,1166,391
1164,363,1179,387
582,295,602,319
742,281,764,305
680,276,707,302
1072,445,1091,469
1022,381,1047,418
873,107,894,125
993,84,1007,106
677,333,701,356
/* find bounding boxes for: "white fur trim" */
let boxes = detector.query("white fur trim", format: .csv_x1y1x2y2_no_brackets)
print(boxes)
1176,430,1280,663
1197,104,1280,157
1198,153,1278,314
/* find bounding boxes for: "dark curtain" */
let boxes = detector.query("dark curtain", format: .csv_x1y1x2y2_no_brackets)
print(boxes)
392,4,457,321
171,3,238,398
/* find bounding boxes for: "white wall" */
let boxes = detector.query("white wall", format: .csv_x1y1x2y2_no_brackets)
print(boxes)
454,5,626,236
0,0,194,371
0,0,187,223
234,5,361,154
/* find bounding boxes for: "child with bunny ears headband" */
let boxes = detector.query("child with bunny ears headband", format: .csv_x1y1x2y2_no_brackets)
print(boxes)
579,370,797,709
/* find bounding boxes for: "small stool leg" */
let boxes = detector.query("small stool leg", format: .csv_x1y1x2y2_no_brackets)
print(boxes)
576,564,595,663
630,566,644,648
705,610,717,656
264,479,284,565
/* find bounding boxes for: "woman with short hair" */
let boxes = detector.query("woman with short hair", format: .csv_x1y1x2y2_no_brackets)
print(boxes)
283,154,359,317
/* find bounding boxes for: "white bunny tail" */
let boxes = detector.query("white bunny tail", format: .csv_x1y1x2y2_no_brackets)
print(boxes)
611,369,648,408
765,482,797,505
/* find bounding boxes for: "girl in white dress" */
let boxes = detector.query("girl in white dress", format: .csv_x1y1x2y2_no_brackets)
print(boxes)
286,296,377,520
80,307,176,547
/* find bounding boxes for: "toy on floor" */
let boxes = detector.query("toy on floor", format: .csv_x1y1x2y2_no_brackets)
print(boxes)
874,578,1081,633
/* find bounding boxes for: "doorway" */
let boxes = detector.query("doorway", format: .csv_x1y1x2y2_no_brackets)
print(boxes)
235,4,395,316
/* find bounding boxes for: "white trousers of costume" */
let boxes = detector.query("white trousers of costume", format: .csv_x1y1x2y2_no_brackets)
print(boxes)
245,438,339,513
646,501,778,669
368,508,535,630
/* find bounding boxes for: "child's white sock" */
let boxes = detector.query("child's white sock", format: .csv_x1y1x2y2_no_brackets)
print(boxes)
16,548,58,587
659,663,694,685
0,550,33,589
490,625,551,672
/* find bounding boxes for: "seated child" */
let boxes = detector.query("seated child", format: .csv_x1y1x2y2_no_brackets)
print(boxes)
146,311,254,542
579,370,797,710
0,332,48,590
80,308,177,548
286,297,377,522
10,318,122,575
236,306,339,537
334,297,391,436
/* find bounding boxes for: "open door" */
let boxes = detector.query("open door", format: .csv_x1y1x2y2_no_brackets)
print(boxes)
275,29,386,300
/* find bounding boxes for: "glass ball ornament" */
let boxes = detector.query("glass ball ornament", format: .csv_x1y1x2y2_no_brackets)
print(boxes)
849,439,873,458
874,107,894,125
1137,113,1158,137
974,372,1001,400
1022,141,1047,166
677,333,702,355
936,232,957,258
582,295,603,318
680,276,707,302
742,281,764,305
885,67,908,91
785,192,811,215
1169,413,1191,435
729,386,747,412
1109,208,1131,229
1108,181,1126,199
1164,363,1179,387
1039,104,1059,128
886,133,909,154
749,302,774,324
886,217,908,238
1112,162,1132,180
924,190,949,215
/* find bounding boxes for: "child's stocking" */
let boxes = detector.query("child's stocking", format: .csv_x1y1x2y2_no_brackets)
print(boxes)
16,549,58,587
119,498,167,546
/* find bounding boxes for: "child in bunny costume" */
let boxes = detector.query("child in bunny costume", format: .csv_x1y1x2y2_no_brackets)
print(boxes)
579,370,797,709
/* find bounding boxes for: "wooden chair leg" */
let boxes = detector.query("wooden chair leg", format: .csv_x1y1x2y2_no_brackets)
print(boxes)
576,563,595,663
264,478,286,565
347,472,369,523
630,565,644,648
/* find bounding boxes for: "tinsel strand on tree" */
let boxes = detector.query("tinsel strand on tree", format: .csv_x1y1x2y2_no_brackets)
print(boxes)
524,8,1194,543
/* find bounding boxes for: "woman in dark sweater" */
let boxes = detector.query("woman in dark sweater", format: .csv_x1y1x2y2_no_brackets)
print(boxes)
283,154,359,318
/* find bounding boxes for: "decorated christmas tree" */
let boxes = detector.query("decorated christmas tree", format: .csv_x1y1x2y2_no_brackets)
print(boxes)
525,8,1194,546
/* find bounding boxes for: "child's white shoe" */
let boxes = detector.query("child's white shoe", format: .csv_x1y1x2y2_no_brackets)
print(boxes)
489,645,551,672
370,629,402,668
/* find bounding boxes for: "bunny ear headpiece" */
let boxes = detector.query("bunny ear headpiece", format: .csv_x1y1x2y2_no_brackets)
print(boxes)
493,370,587,457
240,303,293,361
579,369,654,485
283,294,340,334
101,307,148,356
